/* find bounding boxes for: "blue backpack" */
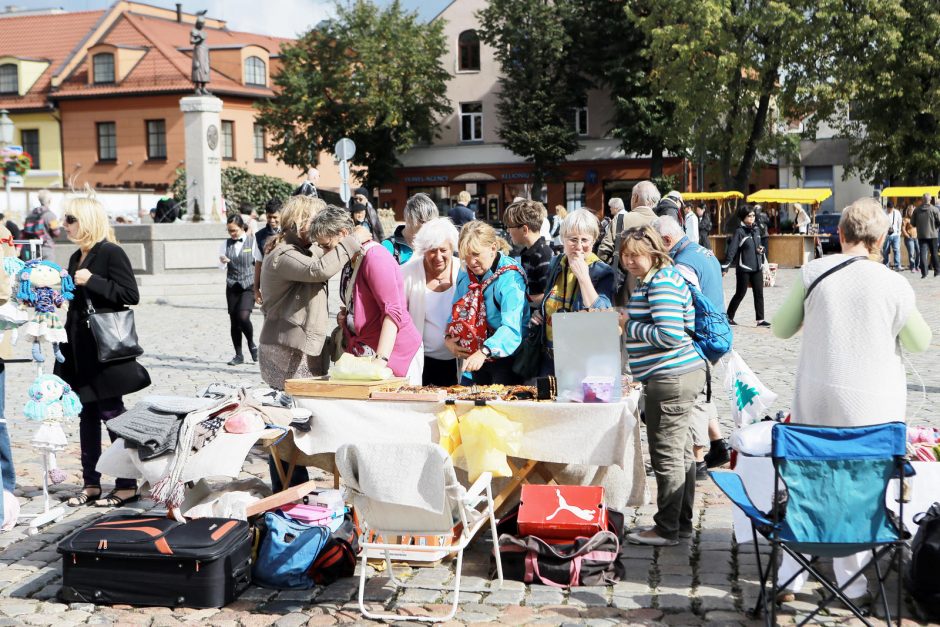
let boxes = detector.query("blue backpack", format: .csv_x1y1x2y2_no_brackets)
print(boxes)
681,277,733,364
253,511,330,589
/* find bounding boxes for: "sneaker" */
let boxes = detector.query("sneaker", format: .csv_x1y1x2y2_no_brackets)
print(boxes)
705,440,731,468
756,320,772,328
227,355,244,366
630,524,693,539
696,461,709,479
626,529,679,546
728,319,738,326
249,346,259,362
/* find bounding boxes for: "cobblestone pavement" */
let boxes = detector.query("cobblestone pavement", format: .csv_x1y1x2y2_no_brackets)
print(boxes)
1,268,938,626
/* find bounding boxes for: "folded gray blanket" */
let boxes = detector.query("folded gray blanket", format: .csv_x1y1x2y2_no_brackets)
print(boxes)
107,402,186,460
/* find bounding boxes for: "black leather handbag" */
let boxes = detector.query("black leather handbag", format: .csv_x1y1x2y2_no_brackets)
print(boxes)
86,301,144,363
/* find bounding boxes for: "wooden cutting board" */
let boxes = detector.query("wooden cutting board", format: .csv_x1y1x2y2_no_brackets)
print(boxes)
285,376,408,399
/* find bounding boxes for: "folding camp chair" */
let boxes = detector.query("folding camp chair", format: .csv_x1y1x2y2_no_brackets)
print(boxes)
335,442,503,623
711,422,906,627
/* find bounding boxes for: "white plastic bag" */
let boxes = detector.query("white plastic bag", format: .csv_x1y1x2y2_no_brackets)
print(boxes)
722,350,777,427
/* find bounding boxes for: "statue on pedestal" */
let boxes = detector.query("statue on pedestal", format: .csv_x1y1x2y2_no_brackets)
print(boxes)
190,11,211,95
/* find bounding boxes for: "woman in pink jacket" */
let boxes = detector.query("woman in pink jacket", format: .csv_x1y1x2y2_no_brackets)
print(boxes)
311,205,422,382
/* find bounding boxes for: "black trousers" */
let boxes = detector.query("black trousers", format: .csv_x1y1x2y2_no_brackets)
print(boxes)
79,397,137,490
918,238,940,277
727,270,764,321
225,284,255,355
423,356,459,387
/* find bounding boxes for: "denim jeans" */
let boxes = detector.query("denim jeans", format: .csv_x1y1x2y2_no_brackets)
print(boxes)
904,237,920,271
0,367,14,493
882,233,900,269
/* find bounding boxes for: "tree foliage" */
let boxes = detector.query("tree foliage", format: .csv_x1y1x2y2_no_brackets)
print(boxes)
628,0,829,192
254,0,451,190
477,0,590,196
567,0,679,178
818,0,940,185
170,167,292,212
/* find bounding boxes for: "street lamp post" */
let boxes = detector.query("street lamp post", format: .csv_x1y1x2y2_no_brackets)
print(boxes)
0,110,14,219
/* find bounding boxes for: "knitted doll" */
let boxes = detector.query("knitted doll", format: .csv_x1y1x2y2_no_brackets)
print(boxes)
24,374,82,485
17,260,74,363
0,256,27,343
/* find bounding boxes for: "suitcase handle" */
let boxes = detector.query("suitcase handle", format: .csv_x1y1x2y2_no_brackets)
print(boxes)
88,522,182,545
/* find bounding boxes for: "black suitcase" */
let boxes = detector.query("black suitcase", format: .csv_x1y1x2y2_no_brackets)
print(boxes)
58,514,252,608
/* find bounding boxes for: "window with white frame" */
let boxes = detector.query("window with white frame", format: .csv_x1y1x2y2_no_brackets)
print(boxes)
574,106,588,136
0,64,17,94
221,120,234,159
460,102,483,142
93,53,115,84
244,56,266,86
253,124,266,160
565,182,585,211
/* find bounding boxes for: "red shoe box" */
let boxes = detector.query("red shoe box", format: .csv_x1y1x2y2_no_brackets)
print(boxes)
518,485,607,541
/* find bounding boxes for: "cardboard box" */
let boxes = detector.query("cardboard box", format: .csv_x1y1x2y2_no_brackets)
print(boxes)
518,485,606,541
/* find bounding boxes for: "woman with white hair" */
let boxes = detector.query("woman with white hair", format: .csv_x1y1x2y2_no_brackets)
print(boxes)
771,198,931,603
382,192,440,264
532,209,615,375
401,218,461,385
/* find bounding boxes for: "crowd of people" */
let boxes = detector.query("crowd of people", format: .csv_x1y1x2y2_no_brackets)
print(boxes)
2,176,927,595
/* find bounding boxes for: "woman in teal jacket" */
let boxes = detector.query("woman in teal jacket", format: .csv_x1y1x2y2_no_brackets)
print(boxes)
446,221,529,385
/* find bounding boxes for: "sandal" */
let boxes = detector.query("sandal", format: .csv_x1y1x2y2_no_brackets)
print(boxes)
66,486,102,507
94,490,141,508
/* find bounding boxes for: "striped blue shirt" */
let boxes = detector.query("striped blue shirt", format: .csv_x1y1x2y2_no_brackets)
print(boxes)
624,265,704,382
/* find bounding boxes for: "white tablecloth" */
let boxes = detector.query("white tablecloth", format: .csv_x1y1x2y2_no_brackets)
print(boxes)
292,389,647,508
730,456,940,542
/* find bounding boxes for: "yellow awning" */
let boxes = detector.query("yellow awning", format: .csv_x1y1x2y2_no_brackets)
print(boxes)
746,188,832,204
879,186,940,199
681,191,745,201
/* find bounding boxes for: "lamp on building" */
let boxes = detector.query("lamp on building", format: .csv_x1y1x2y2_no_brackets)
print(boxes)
0,109,14,217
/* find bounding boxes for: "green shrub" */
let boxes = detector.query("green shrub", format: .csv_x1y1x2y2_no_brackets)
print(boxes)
170,166,293,213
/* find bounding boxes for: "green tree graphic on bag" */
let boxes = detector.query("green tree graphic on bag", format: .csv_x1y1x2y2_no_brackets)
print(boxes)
735,379,759,410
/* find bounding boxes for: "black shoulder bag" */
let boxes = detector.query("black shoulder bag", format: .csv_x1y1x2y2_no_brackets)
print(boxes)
804,256,865,300
86,300,144,363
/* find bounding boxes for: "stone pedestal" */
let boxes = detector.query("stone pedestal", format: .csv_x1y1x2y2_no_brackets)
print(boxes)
180,95,223,222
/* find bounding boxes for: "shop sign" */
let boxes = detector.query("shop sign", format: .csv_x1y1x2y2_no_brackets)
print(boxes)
403,175,449,184
501,172,531,181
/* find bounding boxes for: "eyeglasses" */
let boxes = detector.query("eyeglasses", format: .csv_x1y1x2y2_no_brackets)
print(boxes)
64,215,78,225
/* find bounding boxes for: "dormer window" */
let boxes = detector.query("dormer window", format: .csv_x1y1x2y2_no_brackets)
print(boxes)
458,30,480,72
0,64,17,94
244,56,266,86
93,53,115,84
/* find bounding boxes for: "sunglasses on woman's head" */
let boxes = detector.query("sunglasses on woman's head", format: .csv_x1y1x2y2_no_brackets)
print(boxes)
64,215,78,225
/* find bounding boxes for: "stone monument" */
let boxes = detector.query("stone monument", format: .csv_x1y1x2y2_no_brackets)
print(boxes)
180,10,222,222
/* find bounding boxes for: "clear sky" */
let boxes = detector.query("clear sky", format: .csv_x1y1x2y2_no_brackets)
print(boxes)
2,0,450,38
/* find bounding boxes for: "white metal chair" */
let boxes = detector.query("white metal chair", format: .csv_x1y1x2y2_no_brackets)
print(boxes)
335,442,503,623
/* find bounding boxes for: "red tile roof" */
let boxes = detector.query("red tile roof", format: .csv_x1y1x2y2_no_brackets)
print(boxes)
0,10,105,110
53,11,293,100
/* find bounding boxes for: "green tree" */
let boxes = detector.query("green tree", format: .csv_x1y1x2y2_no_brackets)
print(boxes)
170,167,292,212
477,0,590,198
628,0,828,193
254,0,451,190
818,0,939,185
567,0,682,179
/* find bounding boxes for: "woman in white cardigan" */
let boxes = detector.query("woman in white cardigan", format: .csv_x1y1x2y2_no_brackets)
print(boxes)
401,218,461,386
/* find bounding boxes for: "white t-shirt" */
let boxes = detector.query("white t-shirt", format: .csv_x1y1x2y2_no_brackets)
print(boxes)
423,286,456,360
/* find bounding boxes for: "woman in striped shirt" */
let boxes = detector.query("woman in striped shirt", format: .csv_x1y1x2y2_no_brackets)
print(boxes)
619,225,706,547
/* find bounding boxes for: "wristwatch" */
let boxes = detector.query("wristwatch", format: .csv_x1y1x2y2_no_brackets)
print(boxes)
480,345,492,358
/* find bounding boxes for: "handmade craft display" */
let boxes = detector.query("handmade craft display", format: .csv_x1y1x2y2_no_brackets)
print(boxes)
16,260,74,363
24,374,82,485
0,256,27,343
